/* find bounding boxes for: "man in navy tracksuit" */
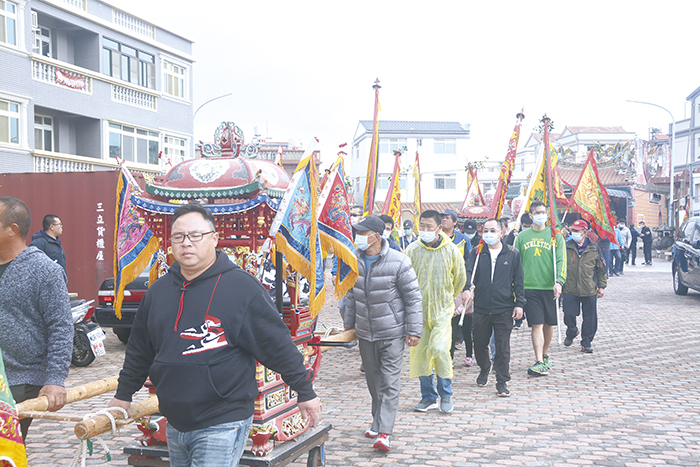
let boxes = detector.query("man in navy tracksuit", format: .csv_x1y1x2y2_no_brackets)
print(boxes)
110,203,321,467
464,218,525,397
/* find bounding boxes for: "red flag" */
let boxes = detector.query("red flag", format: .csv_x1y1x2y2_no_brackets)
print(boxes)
569,149,619,245
460,167,486,212
489,111,524,219
362,79,381,216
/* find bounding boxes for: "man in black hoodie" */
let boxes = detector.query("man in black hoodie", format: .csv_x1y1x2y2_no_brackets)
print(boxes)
464,218,525,397
109,203,321,466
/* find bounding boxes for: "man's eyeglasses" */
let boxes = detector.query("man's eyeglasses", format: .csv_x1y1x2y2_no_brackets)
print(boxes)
53,223,62,226
170,231,215,243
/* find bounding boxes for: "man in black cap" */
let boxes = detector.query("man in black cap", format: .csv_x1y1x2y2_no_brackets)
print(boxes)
401,220,417,249
378,214,402,252
344,215,422,451
463,219,481,249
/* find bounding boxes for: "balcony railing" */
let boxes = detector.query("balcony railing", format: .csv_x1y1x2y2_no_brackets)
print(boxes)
33,150,162,174
112,84,156,111
113,9,154,40
32,59,91,94
58,0,85,10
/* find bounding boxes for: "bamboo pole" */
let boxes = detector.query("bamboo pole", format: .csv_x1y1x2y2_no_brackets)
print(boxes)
74,396,159,440
17,375,119,417
319,328,356,352
18,411,85,423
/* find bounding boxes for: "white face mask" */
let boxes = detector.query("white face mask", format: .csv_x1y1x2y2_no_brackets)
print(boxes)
571,232,585,243
355,234,372,251
419,230,437,243
465,232,476,239
382,232,391,240
483,232,499,245
533,213,547,226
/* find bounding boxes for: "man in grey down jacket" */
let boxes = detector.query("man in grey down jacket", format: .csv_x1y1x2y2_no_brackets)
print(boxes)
344,215,422,452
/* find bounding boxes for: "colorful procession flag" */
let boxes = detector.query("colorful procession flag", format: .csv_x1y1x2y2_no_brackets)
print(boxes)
114,167,160,320
0,349,26,467
460,167,486,212
543,120,564,240
569,149,619,245
270,154,326,318
362,80,381,216
488,111,524,219
382,151,402,243
413,151,422,235
317,156,358,299
523,133,567,229
148,248,170,287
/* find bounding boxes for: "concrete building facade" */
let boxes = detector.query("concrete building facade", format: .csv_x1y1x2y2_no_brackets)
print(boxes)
0,0,194,174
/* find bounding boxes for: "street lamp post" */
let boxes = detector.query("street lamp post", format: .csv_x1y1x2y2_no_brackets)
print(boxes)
626,100,676,229
193,93,233,121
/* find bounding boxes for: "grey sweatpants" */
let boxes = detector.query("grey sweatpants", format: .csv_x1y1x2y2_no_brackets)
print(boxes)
358,337,405,435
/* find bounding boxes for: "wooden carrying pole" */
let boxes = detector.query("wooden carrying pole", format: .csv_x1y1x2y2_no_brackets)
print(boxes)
16,375,119,418
74,396,159,440
318,328,356,352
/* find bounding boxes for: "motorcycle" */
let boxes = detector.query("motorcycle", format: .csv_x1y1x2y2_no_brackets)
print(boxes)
71,298,106,367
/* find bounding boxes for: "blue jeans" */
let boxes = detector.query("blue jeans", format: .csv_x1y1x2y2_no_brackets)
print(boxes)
419,374,452,403
609,250,621,275
166,416,253,467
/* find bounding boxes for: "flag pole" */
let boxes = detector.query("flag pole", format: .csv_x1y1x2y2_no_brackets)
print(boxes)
543,115,562,345
363,79,381,216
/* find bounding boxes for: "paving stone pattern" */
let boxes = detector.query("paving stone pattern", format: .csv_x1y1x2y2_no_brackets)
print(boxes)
24,264,700,466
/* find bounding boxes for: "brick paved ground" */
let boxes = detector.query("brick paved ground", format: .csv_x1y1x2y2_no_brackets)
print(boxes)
23,261,700,466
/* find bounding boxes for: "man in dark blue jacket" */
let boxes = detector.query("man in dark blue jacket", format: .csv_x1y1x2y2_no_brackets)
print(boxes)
29,214,66,274
109,203,321,467
464,218,525,397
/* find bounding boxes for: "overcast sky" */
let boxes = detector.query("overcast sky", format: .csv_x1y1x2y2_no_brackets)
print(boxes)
116,0,699,170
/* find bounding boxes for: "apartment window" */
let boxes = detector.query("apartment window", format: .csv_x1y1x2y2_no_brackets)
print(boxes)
377,173,390,190
400,174,406,190
0,1,17,46
434,173,456,190
34,115,53,151
434,139,456,154
520,157,525,171
102,38,155,89
32,26,51,56
163,135,186,164
0,99,19,144
379,138,406,154
417,139,422,147
163,60,186,99
109,122,159,164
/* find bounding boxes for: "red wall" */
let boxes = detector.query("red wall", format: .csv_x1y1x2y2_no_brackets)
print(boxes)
0,171,120,302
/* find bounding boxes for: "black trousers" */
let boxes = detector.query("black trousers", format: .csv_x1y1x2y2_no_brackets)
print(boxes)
473,311,513,384
563,293,597,348
643,241,652,263
450,314,473,359
630,243,637,264
10,384,42,440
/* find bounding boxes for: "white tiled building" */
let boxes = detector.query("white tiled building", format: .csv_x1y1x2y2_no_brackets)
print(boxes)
349,121,471,206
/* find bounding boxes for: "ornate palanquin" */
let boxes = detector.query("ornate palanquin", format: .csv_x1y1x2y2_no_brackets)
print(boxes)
131,122,320,456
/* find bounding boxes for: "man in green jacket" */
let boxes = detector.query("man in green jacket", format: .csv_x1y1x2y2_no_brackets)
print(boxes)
562,219,607,353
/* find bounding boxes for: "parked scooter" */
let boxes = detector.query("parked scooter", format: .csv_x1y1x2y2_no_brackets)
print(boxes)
71,298,106,367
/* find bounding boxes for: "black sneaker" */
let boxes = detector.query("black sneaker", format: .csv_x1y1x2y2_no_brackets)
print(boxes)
564,337,573,347
476,370,489,387
496,382,510,397
581,345,594,353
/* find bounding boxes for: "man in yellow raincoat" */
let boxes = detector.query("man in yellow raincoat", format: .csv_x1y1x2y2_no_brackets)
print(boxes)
405,210,466,413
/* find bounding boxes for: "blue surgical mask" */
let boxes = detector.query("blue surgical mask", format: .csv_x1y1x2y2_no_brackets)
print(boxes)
465,232,476,240
533,213,547,226
571,232,585,243
355,234,371,251
419,230,437,243
483,232,499,245
404,229,412,236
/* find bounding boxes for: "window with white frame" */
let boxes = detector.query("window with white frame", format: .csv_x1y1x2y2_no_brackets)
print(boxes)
434,139,456,154
0,1,17,46
162,60,187,99
0,99,19,145
399,173,406,190
163,135,186,164
34,115,53,151
377,173,391,190
102,38,155,89
108,122,159,164
379,139,406,154
33,26,51,57
519,157,525,171
434,173,456,190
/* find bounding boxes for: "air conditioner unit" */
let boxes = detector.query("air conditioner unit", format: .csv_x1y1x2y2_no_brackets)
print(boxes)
31,11,38,29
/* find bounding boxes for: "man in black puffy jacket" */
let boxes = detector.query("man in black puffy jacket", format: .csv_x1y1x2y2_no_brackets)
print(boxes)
29,214,67,274
464,218,525,397
345,215,422,452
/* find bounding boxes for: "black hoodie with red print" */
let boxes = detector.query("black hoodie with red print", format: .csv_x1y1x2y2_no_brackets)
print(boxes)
115,251,316,432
